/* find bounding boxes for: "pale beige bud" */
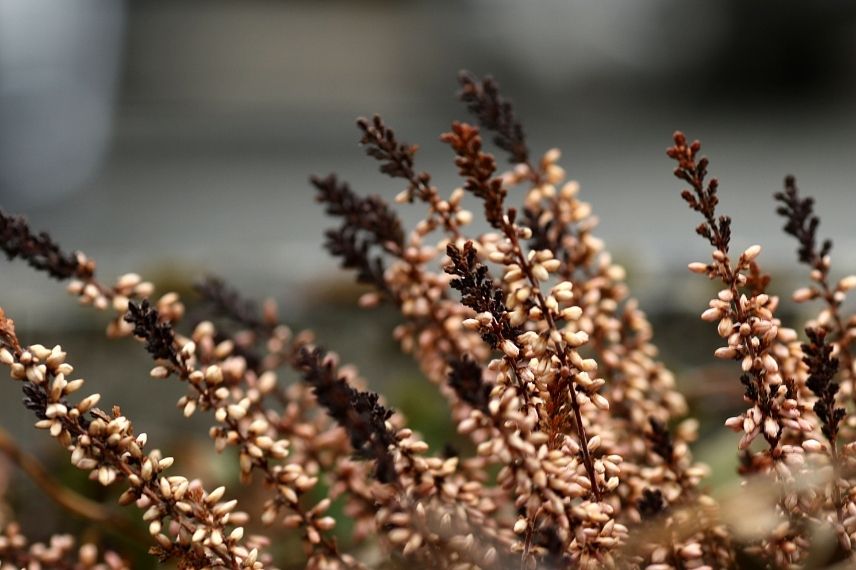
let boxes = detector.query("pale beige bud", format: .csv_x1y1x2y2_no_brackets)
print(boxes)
793,287,816,302
742,244,761,261
455,210,473,225
592,393,610,410
150,366,169,379
563,330,589,347
764,417,779,440
501,340,520,358
701,308,722,322
762,354,779,373
77,394,101,413
839,275,856,291
532,264,550,282
206,486,226,505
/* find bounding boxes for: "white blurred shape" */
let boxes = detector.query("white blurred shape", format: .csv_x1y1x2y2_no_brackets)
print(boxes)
0,0,125,207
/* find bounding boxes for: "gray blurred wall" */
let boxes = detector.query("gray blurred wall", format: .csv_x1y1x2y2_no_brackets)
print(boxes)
3,0,856,324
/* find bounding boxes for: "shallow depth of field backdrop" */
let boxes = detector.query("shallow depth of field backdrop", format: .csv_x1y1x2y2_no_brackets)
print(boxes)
2,0,856,564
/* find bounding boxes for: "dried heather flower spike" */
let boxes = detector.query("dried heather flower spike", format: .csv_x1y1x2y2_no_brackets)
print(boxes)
124,303,360,569
195,276,270,335
512,139,710,560
441,121,507,229
316,157,488,407
358,115,472,239
775,176,831,266
312,173,404,292
776,176,856,381
124,300,181,366
446,356,492,413
298,348,507,568
192,276,284,373
669,132,847,566
446,241,520,351
0,309,263,569
356,115,430,202
802,326,849,530
0,208,164,334
442,128,634,566
445,242,624,565
669,131,804,452
462,186,607,502
298,347,397,483
458,70,530,166
668,131,730,252
0,209,95,281
803,327,844,445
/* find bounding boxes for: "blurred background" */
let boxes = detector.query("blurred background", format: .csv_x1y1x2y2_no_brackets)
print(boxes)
2,0,856,564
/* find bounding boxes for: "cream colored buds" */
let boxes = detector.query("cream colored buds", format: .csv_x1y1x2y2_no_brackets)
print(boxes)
150,366,169,379
701,308,722,322
501,339,520,358
742,244,761,261
838,275,856,291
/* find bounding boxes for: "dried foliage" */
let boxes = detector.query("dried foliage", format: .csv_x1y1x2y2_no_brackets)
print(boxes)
1,71,856,569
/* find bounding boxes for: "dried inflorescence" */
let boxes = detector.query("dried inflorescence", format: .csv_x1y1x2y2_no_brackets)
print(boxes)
0,309,263,569
670,131,856,565
297,348,397,484
776,176,856,394
0,209,95,281
457,71,530,166
2,71,856,569
313,173,405,294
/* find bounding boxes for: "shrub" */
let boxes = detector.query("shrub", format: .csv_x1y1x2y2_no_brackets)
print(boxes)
1,72,854,569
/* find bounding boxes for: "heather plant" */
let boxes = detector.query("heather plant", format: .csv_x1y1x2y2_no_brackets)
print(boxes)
1,71,855,569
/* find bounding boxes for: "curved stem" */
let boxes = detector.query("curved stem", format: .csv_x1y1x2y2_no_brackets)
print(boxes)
0,425,147,545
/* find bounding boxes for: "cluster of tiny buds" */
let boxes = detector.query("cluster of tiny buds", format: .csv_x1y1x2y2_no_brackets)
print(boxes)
147,319,355,566
66,273,151,312
67,272,189,339
688,243,761,279
0,333,262,569
793,272,856,304
688,245,817,454
500,148,566,189
702,291,789,365
398,186,476,231
3,343,91,447
0,523,127,569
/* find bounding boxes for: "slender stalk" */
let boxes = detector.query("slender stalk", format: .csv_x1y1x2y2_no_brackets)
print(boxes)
0,425,145,544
